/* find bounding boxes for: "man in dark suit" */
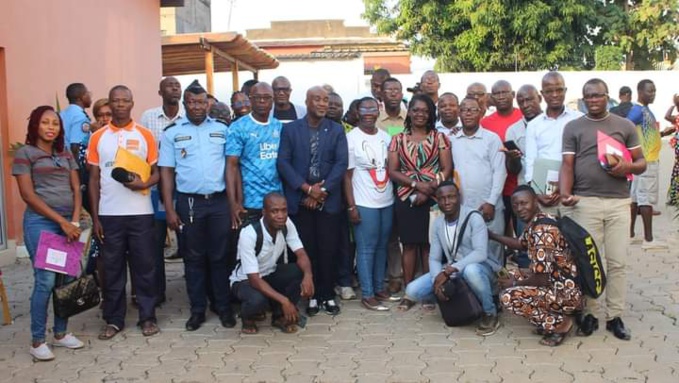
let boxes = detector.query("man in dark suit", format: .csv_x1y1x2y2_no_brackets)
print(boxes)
277,86,349,316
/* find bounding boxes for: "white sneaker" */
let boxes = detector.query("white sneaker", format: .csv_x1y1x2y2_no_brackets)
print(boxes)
30,343,55,361
642,239,669,250
630,237,643,245
53,333,84,349
339,286,357,300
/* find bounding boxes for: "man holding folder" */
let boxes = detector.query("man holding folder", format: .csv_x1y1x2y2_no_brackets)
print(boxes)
88,85,160,340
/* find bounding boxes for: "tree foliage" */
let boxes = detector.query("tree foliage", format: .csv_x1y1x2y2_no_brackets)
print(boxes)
362,0,679,72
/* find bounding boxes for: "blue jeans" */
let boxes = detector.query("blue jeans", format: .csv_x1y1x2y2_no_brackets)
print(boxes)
513,219,530,268
405,262,497,315
23,211,71,343
353,205,393,298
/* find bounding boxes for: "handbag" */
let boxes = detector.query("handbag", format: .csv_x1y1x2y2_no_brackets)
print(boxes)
52,232,101,318
435,211,484,326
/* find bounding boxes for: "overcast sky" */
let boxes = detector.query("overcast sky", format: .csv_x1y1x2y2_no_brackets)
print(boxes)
211,0,370,33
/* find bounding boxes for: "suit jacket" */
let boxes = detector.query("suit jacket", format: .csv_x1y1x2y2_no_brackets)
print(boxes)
276,117,348,215
428,207,495,282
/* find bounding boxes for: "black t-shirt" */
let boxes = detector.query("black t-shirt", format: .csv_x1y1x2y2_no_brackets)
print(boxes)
610,102,633,118
274,105,298,122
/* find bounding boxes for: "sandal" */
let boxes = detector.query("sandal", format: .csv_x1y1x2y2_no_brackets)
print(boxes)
140,320,160,337
397,298,416,312
98,324,121,340
241,319,259,335
539,324,573,347
422,300,437,312
271,318,297,334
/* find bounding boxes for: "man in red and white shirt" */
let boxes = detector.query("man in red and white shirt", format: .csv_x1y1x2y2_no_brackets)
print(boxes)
88,85,160,340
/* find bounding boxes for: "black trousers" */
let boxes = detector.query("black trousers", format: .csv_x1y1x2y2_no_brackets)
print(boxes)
290,207,341,301
153,219,167,302
232,263,303,321
99,214,157,328
176,192,232,315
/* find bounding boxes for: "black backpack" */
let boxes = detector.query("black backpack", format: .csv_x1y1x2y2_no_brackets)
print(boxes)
535,216,606,298
234,220,289,272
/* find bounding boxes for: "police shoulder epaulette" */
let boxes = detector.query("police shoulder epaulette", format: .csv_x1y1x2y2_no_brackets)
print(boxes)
163,122,177,131
214,119,229,127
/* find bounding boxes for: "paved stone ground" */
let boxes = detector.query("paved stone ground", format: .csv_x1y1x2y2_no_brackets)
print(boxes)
1,206,677,383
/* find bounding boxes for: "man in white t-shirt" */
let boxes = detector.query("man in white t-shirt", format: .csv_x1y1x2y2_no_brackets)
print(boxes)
230,193,314,334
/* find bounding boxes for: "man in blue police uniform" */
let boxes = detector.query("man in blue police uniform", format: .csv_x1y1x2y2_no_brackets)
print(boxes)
226,81,283,229
60,82,92,158
277,86,348,316
159,81,236,331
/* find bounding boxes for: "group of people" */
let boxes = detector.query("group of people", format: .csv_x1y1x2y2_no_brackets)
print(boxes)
13,67,679,361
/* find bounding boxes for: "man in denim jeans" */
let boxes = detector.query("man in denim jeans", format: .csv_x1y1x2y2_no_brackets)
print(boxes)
399,181,500,336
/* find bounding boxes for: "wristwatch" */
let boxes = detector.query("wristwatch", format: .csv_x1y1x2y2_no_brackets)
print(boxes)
410,180,417,188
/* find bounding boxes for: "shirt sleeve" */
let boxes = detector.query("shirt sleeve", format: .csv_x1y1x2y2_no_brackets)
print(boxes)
626,105,643,126
67,114,90,146
237,226,261,276
284,218,304,252
487,134,506,205
140,128,158,165
524,120,537,183
436,131,451,149
346,132,356,170
562,121,578,155
158,129,176,167
11,146,31,176
225,121,245,157
86,130,102,166
388,133,401,152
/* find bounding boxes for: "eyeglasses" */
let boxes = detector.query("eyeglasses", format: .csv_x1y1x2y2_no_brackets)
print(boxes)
459,107,481,114
272,87,291,93
232,101,251,109
250,95,273,102
51,155,62,168
358,107,379,114
583,92,608,100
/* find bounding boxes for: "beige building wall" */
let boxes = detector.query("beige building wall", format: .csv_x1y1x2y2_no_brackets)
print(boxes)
0,0,164,255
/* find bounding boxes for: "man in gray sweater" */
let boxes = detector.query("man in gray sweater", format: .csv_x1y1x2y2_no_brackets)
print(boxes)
397,181,500,336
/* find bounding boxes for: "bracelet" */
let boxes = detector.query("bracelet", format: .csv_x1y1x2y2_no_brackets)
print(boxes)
347,206,356,211
70,222,80,228
307,185,312,194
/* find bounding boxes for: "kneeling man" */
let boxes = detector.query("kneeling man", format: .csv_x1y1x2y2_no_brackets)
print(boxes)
398,181,500,336
230,193,314,334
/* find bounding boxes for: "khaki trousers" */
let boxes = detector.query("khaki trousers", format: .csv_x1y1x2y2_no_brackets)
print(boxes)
561,196,631,320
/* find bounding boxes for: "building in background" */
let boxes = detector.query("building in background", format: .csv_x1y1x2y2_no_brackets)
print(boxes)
161,0,212,35
0,0,180,264
247,20,411,75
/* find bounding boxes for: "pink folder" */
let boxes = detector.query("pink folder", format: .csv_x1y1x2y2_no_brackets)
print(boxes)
33,231,84,277
597,131,633,181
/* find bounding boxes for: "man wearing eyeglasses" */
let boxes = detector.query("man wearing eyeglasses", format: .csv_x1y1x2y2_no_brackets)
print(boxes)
270,76,306,123
226,82,284,230
560,78,646,341
524,72,582,216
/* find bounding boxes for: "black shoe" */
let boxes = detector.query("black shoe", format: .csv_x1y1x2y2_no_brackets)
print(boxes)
606,317,631,340
323,299,340,315
307,299,320,317
220,312,237,328
576,314,599,337
185,314,206,331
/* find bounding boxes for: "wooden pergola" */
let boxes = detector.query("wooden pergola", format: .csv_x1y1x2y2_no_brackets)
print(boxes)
161,32,279,94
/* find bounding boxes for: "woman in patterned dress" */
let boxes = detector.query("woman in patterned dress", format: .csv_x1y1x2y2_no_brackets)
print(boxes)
662,95,679,207
490,185,583,346
387,94,453,302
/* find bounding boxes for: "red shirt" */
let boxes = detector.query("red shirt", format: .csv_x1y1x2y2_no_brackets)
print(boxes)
481,108,523,196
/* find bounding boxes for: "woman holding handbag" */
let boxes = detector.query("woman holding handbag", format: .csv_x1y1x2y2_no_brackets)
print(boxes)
12,105,84,361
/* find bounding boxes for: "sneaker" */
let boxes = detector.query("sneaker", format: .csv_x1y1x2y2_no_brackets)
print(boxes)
362,297,389,311
475,314,500,336
164,251,183,263
630,237,643,245
642,239,668,250
322,299,341,315
52,333,84,349
306,299,320,317
30,343,55,361
387,279,402,294
338,286,357,301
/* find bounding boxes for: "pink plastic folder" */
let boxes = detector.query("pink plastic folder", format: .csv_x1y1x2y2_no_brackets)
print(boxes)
597,130,633,181
33,231,84,277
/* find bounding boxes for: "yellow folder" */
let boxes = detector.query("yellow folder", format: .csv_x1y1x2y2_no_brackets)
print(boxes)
114,147,151,195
